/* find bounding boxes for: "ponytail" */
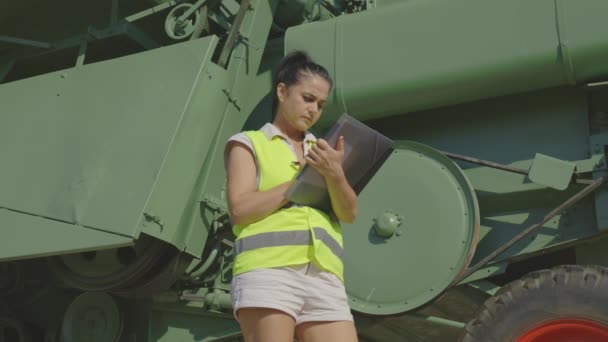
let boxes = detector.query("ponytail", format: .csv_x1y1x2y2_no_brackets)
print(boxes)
272,51,333,118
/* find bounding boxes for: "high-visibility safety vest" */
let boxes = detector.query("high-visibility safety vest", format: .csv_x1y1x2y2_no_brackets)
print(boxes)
232,130,345,282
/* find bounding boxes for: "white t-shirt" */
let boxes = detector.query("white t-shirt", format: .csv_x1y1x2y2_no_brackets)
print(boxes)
224,123,317,185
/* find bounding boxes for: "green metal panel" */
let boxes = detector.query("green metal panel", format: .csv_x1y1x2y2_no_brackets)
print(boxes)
156,0,279,256
155,61,233,258
0,37,218,252
0,209,131,262
132,44,229,255
286,0,608,126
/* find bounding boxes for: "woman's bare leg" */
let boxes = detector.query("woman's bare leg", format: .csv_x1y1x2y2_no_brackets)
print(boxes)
296,321,358,342
238,308,296,342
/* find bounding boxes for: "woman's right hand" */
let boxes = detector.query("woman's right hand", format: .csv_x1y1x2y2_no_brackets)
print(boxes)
305,137,345,180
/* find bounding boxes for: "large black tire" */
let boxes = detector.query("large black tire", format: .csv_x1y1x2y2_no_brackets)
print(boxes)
461,265,608,342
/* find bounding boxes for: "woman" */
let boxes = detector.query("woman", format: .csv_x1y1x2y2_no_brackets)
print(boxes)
225,50,358,342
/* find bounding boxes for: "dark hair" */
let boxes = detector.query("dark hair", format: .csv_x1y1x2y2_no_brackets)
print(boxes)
272,50,333,118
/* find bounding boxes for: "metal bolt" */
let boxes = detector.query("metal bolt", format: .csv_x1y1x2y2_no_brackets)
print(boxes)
374,212,403,238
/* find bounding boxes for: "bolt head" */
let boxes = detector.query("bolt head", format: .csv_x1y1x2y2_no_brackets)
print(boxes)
374,212,402,238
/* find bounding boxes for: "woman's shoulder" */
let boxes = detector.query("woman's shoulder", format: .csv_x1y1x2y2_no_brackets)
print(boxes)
225,132,254,155
224,132,257,171
227,131,251,144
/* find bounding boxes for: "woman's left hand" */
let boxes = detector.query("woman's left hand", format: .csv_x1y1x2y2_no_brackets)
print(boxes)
305,136,345,180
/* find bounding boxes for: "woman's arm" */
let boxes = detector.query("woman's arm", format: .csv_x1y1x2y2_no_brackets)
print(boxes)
306,137,358,223
226,141,291,225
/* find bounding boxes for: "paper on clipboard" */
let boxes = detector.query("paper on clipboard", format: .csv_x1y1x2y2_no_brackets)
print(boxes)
285,113,394,213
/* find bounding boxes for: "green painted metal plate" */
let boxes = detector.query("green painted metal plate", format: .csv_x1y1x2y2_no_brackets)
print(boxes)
528,153,576,190
343,141,479,315
0,37,217,239
0,208,132,262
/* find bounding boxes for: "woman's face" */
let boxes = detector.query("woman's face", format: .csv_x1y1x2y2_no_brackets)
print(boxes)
276,73,331,132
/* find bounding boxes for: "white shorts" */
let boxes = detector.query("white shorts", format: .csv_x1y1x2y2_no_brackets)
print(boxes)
230,263,354,325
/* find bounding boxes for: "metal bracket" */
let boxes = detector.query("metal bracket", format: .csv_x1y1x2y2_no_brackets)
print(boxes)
201,195,228,215
442,150,593,185
143,212,164,231
467,280,500,296
222,89,240,110
0,35,52,49
452,176,608,285
528,153,576,190
217,0,251,68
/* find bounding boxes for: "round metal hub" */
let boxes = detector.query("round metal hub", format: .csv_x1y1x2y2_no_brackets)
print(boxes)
165,4,201,40
61,292,123,342
343,141,479,315
48,234,174,293
517,318,608,342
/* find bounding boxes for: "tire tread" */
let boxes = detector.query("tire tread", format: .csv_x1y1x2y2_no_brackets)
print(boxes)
459,265,608,342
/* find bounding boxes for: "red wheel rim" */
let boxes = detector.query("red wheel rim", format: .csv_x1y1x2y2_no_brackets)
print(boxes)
517,318,608,342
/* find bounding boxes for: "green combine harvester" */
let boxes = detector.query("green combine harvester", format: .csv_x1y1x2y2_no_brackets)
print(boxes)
1,0,608,341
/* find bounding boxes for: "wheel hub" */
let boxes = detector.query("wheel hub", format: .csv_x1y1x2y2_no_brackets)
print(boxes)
61,292,123,342
518,318,608,342
48,234,178,294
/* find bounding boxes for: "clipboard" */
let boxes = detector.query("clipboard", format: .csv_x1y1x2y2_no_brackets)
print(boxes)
285,113,394,213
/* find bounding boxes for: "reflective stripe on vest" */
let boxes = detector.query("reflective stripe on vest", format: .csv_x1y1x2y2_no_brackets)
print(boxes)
234,228,344,261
